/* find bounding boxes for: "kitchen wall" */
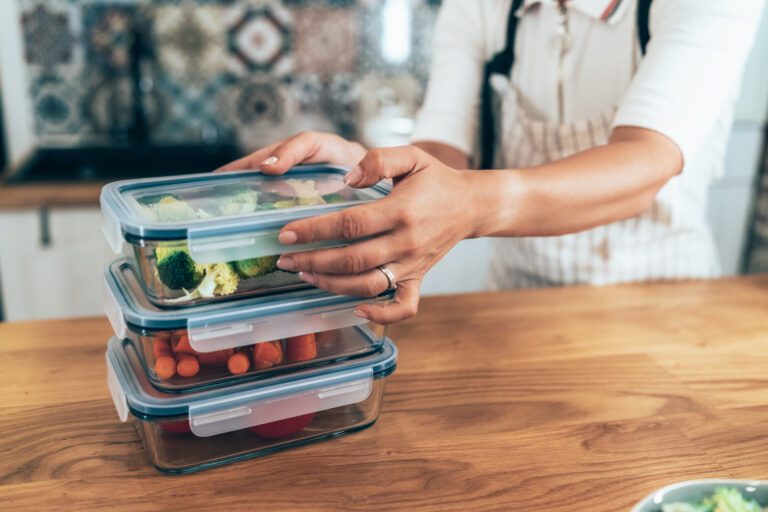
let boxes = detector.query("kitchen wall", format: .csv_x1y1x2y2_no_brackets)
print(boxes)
10,0,439,154
0,0,766,321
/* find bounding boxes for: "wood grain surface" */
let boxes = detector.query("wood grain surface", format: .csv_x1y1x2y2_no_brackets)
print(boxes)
0,182,104,209
1,277,767,511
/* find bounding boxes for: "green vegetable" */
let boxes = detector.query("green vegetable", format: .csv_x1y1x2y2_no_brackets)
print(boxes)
143,196,198,223
662,487,765,512
712,487,764,512
209,184,253,197
273,199,297,209
155,247,204,290
321,193,346,204
196,263,240,298
136,193,179,206
213,186,261,216
661,503,714,512
232,256,279,279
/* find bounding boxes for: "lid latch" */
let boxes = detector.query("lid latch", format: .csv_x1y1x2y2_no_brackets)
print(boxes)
101,195,125,254
187,367,374,437
106,355,129,422
103,274,127,340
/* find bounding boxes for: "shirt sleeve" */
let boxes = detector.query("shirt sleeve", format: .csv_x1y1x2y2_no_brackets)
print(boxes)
613,0,765,166
410,0,486,156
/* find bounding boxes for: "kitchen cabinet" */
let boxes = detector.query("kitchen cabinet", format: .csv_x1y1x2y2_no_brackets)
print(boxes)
0,207,114,321
708,122,765,274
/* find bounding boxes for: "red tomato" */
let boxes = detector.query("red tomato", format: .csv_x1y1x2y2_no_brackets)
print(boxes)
159,419,192,434
249,413,315,439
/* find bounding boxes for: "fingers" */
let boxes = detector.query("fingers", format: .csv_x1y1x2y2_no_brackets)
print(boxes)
294,267,420,325
355,279,421,325
277,235,399,275
258,131,327,175
279,200,398,246
344,146,432,189
215,131,340,175
215,141,280,172
295,265,395,297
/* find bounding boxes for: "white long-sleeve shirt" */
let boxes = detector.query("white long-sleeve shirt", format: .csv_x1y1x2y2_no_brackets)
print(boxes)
412,0,765,170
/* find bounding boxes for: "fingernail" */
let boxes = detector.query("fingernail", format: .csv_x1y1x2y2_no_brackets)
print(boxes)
298,272,317,285
276,256,295,271
353,309,369,319
278,230,298,244
343,166,362,186
261,156,279,166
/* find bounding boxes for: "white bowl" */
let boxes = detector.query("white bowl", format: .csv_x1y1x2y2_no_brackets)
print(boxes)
632,479,768,511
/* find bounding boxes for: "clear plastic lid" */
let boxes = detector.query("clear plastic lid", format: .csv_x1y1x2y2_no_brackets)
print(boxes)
101,166,391,263
104,260,393,353
107,336,397,437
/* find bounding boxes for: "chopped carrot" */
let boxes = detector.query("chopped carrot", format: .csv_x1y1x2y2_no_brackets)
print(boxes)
154,355,177,380
176,355,200,377
252,340,284,370
197,348,235,366
286,333,317,363
152,338,173,359
172,335,198,355
227,351,250,375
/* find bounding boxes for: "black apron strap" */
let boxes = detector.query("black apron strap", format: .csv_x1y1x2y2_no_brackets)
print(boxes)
637,0,652,55
479,0,653,169
480,0,524,169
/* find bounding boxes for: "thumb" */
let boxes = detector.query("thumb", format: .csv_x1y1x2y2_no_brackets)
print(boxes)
344,146,432,188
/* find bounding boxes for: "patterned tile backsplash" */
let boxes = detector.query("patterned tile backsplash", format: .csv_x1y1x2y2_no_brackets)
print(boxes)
18,0,440,150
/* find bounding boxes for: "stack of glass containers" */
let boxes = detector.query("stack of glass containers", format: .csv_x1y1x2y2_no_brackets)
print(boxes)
101,166,397,473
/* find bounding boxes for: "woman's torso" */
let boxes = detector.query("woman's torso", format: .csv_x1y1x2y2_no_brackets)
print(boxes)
485,0,730,288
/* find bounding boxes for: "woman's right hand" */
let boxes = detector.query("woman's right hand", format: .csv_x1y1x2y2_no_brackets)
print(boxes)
216,131,367,175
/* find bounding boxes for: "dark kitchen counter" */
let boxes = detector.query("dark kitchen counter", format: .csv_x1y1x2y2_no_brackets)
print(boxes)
0,143,243,210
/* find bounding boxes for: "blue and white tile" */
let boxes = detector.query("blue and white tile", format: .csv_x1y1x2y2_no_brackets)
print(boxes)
225,1,294,76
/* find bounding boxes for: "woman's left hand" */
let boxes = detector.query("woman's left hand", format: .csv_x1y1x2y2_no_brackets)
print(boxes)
275,145,481,324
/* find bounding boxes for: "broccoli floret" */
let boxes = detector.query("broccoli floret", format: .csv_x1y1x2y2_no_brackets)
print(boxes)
196,263,240,298
662,488,763,512
321,193,346,204
273,199,297,209
712,488,762,512
232,256,279,279
144,196,198,223
137,193,180,206
210,184,253,197
155,247,204,290
215,187,261,216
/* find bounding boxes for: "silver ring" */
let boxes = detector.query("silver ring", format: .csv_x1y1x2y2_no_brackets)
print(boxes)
377,265,397,291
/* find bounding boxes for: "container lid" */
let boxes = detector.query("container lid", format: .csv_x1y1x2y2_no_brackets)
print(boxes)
107,336,397,437
104,259,394,353
101,166,391,263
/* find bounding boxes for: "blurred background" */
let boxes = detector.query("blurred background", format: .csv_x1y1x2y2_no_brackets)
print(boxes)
0,0,767,321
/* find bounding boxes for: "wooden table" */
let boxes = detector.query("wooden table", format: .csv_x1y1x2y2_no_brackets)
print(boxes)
1,278,768,511
0,182,104,209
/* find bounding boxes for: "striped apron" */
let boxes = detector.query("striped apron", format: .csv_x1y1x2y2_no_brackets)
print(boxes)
486,5,721,289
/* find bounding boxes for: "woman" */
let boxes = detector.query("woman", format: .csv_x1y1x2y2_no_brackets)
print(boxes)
220,0,764,324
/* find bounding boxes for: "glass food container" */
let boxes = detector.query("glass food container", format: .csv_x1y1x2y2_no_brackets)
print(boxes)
104,259,392,392
107,336,397,474
100,166,391,307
